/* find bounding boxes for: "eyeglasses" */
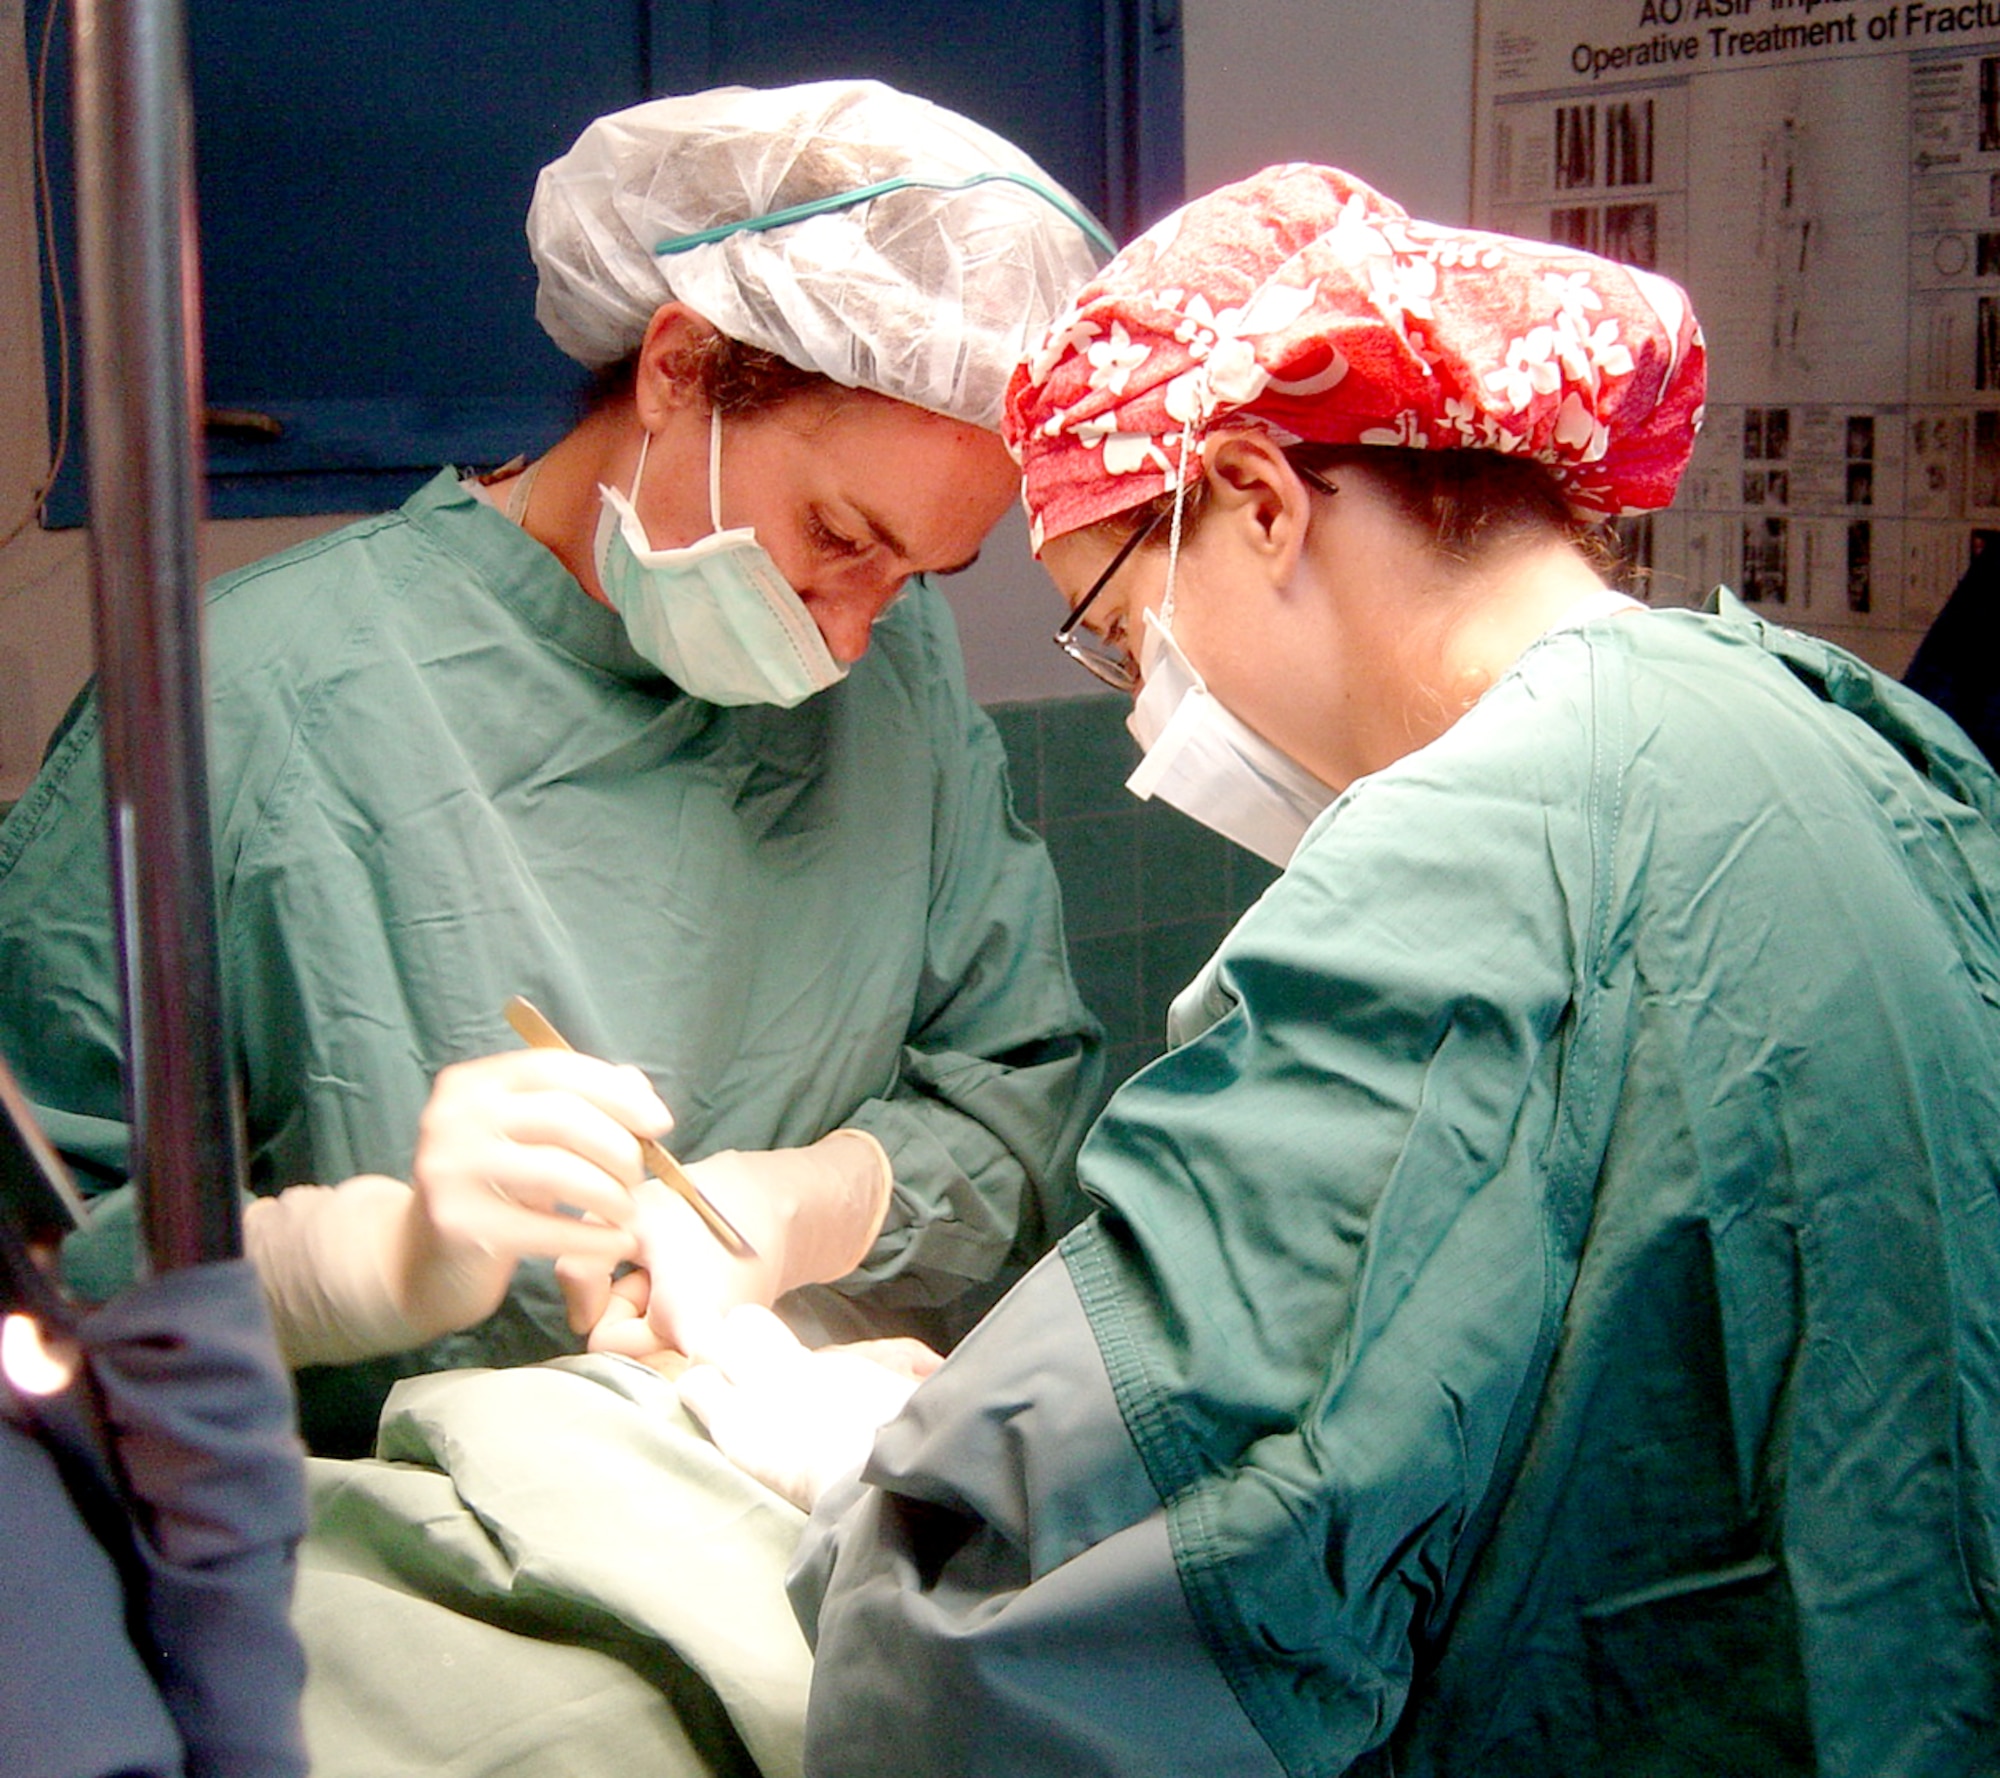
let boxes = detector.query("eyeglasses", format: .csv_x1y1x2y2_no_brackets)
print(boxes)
1051,505,1171,692
1051,463,1340,694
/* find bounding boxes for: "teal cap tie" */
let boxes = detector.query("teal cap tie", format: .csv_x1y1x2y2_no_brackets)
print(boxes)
655,169,1116,260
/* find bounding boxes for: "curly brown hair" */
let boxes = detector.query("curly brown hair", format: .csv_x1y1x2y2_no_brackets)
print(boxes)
587,329,835,419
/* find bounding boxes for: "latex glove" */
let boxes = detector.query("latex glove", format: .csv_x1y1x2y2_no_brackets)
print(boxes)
676,1304,941,1511
559,1128,892,1359
249,1047,670,1366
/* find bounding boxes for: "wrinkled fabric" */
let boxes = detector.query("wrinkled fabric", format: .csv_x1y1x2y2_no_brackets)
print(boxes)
793,1256,1279,1776
797,595,2000,1776
1005,163,1705,543
297,1357,809,1778
0,470,1099,1449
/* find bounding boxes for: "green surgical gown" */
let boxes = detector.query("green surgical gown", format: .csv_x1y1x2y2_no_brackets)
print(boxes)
0,471,1100,1445
794,595,2000,1776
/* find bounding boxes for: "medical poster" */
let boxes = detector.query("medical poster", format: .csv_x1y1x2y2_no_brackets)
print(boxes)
1474,0,2000,636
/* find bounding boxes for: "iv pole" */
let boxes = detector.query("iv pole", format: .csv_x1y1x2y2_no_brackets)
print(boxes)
0,5,313,1773
70,0,247,1265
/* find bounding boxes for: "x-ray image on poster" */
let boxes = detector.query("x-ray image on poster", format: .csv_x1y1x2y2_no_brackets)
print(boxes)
1475,0,2000,655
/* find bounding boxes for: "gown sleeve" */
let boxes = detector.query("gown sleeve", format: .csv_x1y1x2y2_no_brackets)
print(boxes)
790,1254,1283,1777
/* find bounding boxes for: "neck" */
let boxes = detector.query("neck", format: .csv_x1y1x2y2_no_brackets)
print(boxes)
1338,535,1614,784
518,405,639,605
1434,537,1617,700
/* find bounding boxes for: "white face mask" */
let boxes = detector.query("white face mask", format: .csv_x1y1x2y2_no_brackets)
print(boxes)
592,411,848,708
1124,606,1338,869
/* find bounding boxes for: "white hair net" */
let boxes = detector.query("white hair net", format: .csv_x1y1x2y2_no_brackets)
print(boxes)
527,79,1112,428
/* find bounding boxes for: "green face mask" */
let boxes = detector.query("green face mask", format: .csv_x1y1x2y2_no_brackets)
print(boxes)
592,411,849,708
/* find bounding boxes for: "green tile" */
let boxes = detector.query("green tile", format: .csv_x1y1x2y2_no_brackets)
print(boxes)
1227,847,1284,914
1067,930,1142,1047
1040,693,1142,822
984,701,1044,828
1137,802,1232,924
1042,808,1141,942
1141,916,1230,1035
1097,1038,1163,1107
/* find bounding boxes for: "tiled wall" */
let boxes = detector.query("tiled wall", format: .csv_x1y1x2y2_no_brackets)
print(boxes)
986,693,1282,1112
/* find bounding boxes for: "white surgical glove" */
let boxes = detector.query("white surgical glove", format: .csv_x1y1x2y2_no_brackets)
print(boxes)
249,1048,670,1367
560,1128,894,1358
676,1304,941,1511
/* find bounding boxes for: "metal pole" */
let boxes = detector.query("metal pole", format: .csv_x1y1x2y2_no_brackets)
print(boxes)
70,0,244,1268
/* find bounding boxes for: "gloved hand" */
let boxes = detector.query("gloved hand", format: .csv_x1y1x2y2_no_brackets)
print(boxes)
248,1047,671,1366
676,1304,941,1511
559,1128,893,1358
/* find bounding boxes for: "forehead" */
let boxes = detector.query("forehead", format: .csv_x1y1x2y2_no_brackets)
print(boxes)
1040,519,1160,609
761,392,1018,564
1040,527,1112,594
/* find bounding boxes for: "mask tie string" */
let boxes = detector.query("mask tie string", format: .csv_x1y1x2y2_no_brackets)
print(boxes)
1162,413,1198,630
624,416,727,541
628,429,652,507
707,408,727,532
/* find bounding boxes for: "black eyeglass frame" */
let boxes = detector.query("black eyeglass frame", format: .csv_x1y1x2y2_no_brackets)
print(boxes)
1051,461,1341,693
1051,504,1172,692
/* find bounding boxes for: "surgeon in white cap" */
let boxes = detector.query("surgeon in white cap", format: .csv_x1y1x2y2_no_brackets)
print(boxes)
0,79,1110,1452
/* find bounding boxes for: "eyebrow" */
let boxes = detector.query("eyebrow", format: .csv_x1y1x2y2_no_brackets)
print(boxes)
853,502,979,577
854,505,912,562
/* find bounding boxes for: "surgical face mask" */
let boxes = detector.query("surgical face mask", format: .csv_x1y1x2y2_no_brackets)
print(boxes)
1124,605,1338,869
592,412,848,708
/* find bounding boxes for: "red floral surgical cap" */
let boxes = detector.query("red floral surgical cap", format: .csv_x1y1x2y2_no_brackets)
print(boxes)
1004,163,1707,548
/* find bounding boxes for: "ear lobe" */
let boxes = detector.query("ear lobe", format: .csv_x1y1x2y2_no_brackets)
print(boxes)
634,302,718,430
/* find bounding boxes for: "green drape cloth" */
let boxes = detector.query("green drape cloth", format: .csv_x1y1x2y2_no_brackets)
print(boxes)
299,1356,809,1778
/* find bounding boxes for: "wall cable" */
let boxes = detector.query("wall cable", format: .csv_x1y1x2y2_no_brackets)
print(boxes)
1,0,74,552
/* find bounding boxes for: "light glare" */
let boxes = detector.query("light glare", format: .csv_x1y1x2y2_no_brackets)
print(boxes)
2,1312,75,1396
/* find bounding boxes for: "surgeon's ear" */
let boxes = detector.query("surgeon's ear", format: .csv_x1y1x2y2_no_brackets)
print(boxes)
1204,432,1313,585
634,303,721,431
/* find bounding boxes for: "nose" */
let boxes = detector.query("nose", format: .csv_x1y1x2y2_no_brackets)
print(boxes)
811,574,911,664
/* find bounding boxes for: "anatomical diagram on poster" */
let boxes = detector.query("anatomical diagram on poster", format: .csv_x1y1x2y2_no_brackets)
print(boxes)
1475,0,2000,637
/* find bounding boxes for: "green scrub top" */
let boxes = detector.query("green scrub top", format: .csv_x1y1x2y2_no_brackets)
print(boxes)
0,471,1100,1445
793,596,2000,1776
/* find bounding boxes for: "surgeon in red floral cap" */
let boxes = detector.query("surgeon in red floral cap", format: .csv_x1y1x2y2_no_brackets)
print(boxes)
1011,162,1704,543
998,161,1707,860
711,167,2000,1778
